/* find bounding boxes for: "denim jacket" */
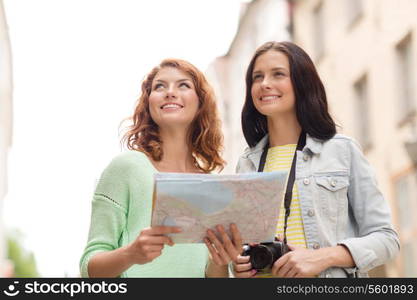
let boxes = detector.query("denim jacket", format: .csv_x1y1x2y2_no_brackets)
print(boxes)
236,134,400,278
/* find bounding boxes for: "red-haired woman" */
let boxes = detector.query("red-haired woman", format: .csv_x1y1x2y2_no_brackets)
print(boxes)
80,58,225,277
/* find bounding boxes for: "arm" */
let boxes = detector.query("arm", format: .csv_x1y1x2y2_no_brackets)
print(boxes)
272,138,399,277
87,226,180,278
272,244,354,277
87,245,133,278
338,139,400,272
80,153,180,277
325,245,355,268
79,191,129,278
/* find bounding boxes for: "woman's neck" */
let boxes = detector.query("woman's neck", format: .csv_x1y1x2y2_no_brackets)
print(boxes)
153,128,199,173
267,114,302,147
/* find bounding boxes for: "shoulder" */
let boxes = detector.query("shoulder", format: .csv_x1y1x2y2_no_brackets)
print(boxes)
236,136,268,173
108,151,152,171
329,133,358,144
100,151,154,181
321,134,362,152
240,135,269,158
95,151,155,196
307,134,363,167
316,134,366,172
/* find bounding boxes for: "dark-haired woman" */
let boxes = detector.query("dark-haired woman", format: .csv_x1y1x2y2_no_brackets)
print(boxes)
205,41,399,278
80,58,226,277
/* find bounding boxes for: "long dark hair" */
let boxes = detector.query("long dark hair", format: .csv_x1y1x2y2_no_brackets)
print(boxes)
241,41,337,147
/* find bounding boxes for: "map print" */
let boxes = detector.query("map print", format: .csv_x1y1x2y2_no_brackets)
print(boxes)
151,171,288,244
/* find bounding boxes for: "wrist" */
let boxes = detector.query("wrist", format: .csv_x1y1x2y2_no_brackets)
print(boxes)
317,247,336,270
322,245,354,269
206,258,228,277
120,244,135,268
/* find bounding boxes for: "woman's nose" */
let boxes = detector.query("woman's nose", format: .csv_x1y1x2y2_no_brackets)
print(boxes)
261,77,272,89
165,85,177,98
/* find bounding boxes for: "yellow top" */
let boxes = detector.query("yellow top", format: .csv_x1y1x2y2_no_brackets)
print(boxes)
256,144,307,277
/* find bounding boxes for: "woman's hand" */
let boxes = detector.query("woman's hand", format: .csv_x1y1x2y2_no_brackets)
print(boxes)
125,225,181,265
271,244,330,277
232,255,257,278
204,223,242,267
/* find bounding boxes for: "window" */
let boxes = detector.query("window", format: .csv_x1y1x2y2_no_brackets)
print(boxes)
396,33,415,124
353,74,372,151
313,1,324,61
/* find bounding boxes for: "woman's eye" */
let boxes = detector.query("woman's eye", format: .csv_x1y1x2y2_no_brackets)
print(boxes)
179,82,191,88
154,83,164,90
253,74,262,81
274,72,285,77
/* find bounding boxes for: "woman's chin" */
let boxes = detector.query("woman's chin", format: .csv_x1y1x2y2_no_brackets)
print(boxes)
157,119,195,130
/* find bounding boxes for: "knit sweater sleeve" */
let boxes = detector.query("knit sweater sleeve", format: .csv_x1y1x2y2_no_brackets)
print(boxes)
79,153,135,278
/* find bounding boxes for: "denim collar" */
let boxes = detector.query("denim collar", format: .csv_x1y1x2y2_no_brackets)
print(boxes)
305,134,324,154
243,133,324,158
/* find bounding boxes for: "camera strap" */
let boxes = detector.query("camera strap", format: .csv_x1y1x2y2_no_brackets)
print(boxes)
258,131,306,244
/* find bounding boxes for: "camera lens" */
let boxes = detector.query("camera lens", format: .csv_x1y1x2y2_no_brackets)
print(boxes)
250,244,273,270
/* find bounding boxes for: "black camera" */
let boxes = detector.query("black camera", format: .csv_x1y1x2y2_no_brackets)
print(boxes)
242,241,289,271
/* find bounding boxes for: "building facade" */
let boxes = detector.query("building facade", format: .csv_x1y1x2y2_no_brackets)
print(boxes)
206,0,290,174
290,0,417,277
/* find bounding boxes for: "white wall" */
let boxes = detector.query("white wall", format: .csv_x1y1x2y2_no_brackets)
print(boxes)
0,0,13,276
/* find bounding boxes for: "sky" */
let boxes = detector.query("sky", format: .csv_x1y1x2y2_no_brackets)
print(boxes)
2,0,248,277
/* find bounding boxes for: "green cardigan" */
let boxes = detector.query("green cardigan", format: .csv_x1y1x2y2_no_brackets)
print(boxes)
79,151,208,277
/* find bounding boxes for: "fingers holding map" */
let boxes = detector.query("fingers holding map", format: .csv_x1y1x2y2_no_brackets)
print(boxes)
151,171,288,244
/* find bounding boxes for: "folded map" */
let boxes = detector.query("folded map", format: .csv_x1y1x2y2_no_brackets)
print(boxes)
151,171,288,244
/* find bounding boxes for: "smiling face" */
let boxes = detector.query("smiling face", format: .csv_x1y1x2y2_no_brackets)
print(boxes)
148,67,199,130
251,50,296,118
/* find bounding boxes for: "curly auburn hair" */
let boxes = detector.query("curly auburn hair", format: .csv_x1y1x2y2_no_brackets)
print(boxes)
122,58,225,173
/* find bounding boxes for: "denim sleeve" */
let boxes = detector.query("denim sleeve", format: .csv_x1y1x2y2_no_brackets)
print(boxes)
338,139,400,272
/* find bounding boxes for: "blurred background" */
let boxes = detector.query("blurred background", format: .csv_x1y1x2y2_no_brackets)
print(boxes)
0,0,416,277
